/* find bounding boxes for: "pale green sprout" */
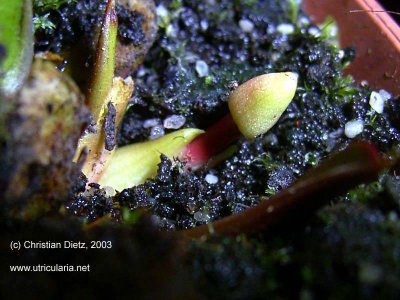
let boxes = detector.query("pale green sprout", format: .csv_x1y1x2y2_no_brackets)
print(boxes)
228,72,298,139
319,16,339,47
99,128,204,191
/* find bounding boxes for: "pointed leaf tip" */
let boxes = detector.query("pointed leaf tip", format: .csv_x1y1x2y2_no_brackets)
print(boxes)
228,72,298,139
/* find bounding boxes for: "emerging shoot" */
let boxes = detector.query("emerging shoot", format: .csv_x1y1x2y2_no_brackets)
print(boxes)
87,0,118,124
73,0,134,183
228,72,298,139
183,72,298,167
100,72,297,190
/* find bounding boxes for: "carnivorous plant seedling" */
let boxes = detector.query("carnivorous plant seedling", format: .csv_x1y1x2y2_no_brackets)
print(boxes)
100,72,298,190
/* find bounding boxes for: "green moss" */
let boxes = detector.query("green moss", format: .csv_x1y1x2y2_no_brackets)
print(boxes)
255,153,280,172
33,0,72,13
343,180,384,204
32,0,77,34
33,13,55,30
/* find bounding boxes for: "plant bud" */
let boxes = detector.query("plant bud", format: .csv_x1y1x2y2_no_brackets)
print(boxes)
228,72,298,139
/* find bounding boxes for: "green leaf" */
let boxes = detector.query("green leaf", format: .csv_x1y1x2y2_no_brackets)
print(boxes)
0,0,34,97
318,16,339,46
287,0,300,24
99,128,204,191
87,0,118,124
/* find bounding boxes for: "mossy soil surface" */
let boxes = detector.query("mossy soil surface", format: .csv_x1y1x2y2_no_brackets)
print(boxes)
2,0,400,298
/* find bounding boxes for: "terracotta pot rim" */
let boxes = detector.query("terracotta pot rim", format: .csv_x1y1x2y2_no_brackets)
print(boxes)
303,0,400,96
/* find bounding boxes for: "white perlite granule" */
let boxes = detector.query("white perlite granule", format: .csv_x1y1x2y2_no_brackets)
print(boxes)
149,125,165,140
200,19,208,31
277,23,295,35
195,60,209,77
103,186,116,197
205,173,218,184
379,89,391,101
156,4,168,19
344,119,364,138
143,118,160,128
239,19,254,33
163,115,186,129
308,27,320,37
369,91,384,113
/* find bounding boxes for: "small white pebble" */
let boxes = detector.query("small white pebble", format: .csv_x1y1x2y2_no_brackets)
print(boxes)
200,19,208,31
195,60,209,77
156,4,168,19
149,125,165,140
239,19,254,33
277,23,295,35
298,16,310,26
369,91,384,113
136,67,146,77
143,118,160,128
379,89,391,101
163,114,186,129
308,27,320,37
345,119,364,138
103,186,116,197
205,173,218,184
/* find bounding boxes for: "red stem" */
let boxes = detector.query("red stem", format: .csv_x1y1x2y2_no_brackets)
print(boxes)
180,114,241,168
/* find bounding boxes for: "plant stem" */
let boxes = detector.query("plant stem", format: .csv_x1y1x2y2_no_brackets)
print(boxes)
87,0,117,124
180,114,241,168
73,0,134,184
